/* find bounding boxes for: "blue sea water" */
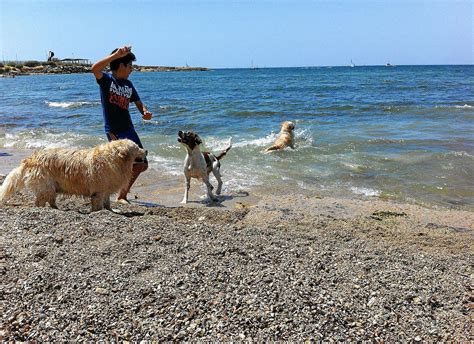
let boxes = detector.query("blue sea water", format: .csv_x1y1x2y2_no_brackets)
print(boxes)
1,65,473,209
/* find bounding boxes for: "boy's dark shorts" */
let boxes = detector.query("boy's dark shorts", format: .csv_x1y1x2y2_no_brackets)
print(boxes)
106,128,148,164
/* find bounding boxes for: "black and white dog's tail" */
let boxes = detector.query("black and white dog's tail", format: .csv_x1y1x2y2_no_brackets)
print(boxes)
215,138,232,160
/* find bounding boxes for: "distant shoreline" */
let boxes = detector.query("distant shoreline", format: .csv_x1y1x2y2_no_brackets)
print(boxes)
0,62,209,77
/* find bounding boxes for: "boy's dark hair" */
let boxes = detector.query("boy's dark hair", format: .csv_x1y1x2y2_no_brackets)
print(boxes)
110,48,136,71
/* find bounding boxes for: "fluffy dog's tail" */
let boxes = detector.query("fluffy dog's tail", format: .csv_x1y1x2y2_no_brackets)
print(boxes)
215,138,232,160
264,145,280,153
0,165,26,203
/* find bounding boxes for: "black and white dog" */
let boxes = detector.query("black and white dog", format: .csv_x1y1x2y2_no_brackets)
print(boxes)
178,131,232,204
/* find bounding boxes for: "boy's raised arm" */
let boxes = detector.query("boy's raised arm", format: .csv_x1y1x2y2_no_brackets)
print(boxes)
91,46,131,79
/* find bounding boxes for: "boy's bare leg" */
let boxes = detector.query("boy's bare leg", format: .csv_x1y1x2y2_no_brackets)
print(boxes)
117,162,148,203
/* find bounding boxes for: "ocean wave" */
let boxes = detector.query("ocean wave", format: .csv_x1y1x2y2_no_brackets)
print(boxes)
219,127,314,150
147,155,182,176
441,151,474,159
379,103,474,114
3,131,101,149
232,133,278,148
341,162,368,172
201,136,234,151
350,187,380,197
382,105,408,113
434,103,474,110
45,101,100,109
226,110,279,117
366,138,406,145
223,165,263,190
294,128,314,147
158,105,188,113
318,105,354,111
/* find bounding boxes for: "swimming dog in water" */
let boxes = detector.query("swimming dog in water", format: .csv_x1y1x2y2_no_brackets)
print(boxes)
177,130,232,204
264,121,296,152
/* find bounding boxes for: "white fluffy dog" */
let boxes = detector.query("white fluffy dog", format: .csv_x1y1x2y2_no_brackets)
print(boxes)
0,139,146,211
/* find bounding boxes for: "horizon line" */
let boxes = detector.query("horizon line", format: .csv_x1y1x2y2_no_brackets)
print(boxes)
1,59,473,69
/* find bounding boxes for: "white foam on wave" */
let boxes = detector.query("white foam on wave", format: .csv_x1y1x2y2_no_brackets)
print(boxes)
147,152,263,192
159,105,176,111
202,136,234,150
147,155,182,176
350,187,380,197
434,104,474,110
222,172,263,192
3,131,99,149
188,125,314,152
444,151,474,159
45,101,100,109
294,128,314,147
229,127,313,150
232,133,278,148
341,162,367,172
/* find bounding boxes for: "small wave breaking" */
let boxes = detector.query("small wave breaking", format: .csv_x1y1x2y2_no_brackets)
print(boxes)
147,155,182,176
350,187,381,197
3,131,101,149
45,101,100,109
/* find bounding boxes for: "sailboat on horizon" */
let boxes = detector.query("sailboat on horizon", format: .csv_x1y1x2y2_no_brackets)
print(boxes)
250,60,259,70
350,59,355,67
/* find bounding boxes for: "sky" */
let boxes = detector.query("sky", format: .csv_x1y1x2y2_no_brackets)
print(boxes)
0,0,472,68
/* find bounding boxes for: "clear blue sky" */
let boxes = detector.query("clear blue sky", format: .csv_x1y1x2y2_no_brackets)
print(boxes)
1,0,472,68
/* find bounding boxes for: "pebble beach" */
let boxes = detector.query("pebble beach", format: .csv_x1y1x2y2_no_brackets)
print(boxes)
1,165,473,340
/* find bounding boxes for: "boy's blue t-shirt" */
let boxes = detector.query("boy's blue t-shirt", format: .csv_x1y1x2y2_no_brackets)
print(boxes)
96,72,140,133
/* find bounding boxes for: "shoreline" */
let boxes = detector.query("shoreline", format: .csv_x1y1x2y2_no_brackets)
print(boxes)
0,146,473,230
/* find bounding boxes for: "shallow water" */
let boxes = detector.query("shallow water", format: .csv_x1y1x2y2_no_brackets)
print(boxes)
1,66,473,209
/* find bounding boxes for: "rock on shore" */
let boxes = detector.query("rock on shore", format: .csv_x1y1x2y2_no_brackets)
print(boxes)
0,178,472,341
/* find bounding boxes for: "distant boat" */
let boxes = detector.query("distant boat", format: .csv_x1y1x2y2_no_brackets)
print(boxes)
385,62,395,67
350,59,355,67
250,60,259,69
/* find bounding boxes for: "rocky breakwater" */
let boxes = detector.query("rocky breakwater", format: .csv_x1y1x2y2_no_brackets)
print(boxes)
0,63,89,76
0,62,209,76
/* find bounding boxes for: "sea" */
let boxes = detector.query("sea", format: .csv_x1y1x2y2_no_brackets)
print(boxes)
1,65,473,210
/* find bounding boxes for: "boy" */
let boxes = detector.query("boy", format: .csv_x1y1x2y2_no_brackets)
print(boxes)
91,46,153,204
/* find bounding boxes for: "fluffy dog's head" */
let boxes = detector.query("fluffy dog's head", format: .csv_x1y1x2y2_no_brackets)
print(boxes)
109,139,147,164
281,121,295,133
178,131,202,151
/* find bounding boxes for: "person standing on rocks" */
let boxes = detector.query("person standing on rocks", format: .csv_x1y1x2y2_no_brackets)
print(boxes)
91,46,153,204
